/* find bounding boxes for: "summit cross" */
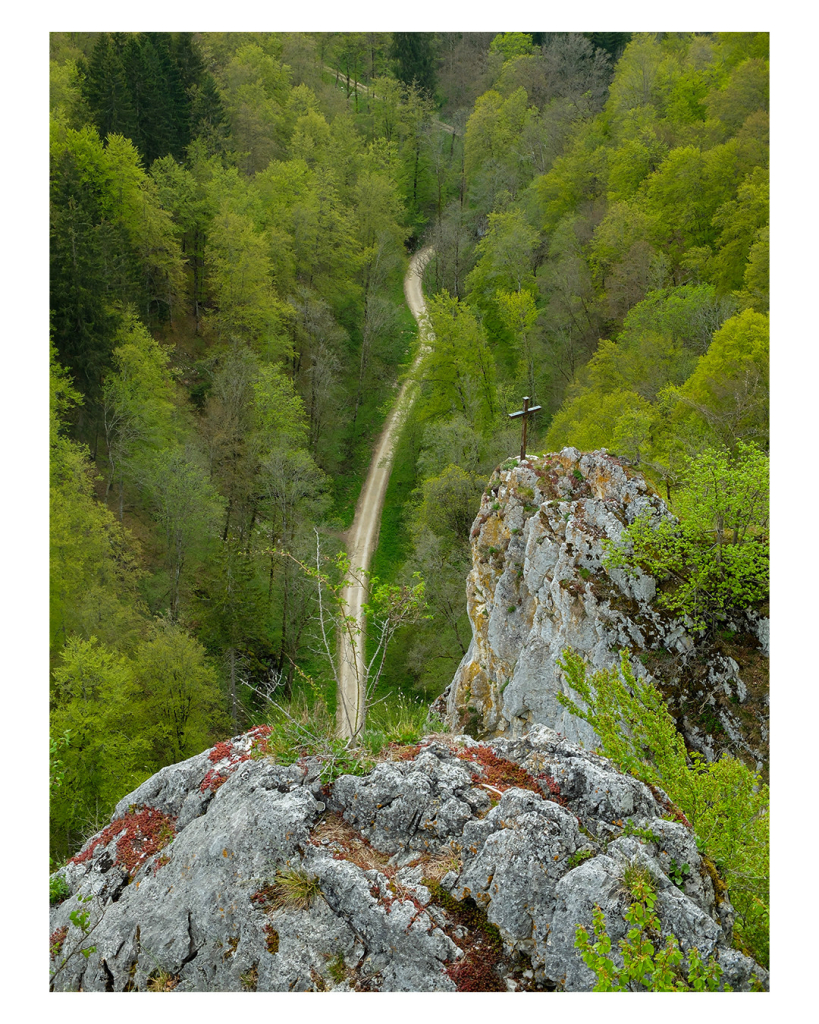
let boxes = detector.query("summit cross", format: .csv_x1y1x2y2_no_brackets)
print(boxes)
508,396,542,460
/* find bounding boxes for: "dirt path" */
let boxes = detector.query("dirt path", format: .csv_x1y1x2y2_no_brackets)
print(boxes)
324,66,459,136
336,247,434,738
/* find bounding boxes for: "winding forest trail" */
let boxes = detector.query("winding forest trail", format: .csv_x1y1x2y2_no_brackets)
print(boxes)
335,247,434,738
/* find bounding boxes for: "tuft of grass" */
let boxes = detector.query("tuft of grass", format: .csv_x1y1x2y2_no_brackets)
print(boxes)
240,966,259,991
620,860,656,903
146,968,178,992
261,867,322,912
360,693,446,755
326,952,347,984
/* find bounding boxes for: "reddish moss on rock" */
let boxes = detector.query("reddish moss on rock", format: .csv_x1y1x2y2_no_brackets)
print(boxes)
68,805,176,880
199,730,266,792
208,741,233,763
424,880,505,992
455,745,541,795
50,926,68,958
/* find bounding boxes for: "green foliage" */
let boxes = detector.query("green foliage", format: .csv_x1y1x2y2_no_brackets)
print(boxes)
670,309,769,450
567,849,595,869
621,819,662,845
604,443,768,629
141,443,225,618
50,636,151,856
326,951,347,984
556,649,769,966
50,874,72,905
205,209,291,349
102,309,178,510
132,618,230,766
489,33,535,63
390,32,437,96
50,729,72,797
50,118,184,402
50,893,100,987
419,292,497,430
668,858,691,888
359,694,446,755
576,888,727,992
414,464,486,542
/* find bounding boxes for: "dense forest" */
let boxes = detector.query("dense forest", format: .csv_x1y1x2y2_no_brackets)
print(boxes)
50,26,768,910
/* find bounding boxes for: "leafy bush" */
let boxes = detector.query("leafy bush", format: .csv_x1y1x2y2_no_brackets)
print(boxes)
557,649,769,967
576,874,728,991
603,443,768,630
49,874,71,905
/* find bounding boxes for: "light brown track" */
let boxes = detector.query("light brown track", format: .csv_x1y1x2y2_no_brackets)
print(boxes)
335,247,434,738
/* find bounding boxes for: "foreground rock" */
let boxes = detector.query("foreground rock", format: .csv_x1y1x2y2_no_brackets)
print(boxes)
49,726,766,992
437,449,768,772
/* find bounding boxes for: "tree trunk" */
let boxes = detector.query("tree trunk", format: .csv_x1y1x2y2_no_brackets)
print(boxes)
228,647,238,732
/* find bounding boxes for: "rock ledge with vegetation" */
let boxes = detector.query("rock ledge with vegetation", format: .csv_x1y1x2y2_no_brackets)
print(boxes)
437,448,768,771
50,724,766,992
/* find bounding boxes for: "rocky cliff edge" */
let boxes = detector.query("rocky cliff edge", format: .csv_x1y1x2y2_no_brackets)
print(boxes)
50,724,766,992
436,449,769,772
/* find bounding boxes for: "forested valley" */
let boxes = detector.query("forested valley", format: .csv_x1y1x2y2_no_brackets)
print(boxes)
49,27,769,889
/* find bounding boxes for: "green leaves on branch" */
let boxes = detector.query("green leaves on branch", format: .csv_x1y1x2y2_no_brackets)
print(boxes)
556,648,769,967
603,442,768,630
576,892,728,992
419,292,498,431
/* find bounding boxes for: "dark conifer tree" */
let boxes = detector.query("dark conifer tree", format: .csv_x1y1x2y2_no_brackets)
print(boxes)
390,32,437,96
50,150,119,401
188,74,231,159
81,33,137,143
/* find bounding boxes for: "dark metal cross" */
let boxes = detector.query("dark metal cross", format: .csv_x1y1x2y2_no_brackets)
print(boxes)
508,396,542,460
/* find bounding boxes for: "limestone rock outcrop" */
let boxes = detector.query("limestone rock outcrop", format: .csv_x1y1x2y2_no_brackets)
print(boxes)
436,449,768,772
49,725,766,992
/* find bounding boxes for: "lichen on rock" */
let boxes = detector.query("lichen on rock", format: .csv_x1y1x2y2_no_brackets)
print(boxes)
436,449,769,773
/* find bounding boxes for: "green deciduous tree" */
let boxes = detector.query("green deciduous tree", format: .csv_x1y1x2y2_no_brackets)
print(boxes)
496,288,540,396
419,292,497,431
102,310,177,518
50,636,151,860
132,619,229,766
141,444,225,619
669,308,769,449
51,348,146,659
218,43,292,173
467,207,539,299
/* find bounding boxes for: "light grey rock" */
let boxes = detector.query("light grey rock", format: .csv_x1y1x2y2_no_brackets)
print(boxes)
328,745,477,857
50,728,767,992
440,449,768,771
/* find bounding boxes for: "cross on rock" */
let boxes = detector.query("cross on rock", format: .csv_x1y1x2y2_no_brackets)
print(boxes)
508,396,542,460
